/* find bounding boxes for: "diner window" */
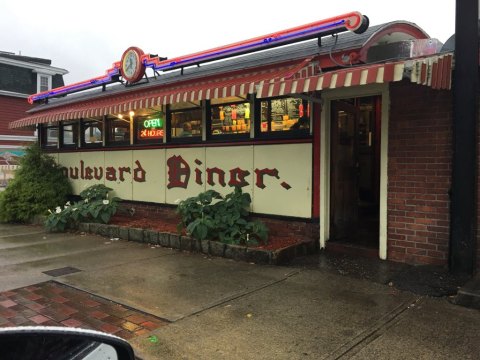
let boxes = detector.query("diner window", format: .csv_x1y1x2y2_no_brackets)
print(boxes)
169,103,202,140
106,115,130,145
259,97,310,134
81,118,103,146
210,97,250,138
41,123,59,148
61,122,78,147
135,112,165,144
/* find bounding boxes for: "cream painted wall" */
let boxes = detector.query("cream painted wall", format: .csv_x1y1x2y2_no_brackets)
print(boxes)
55,143,312,218
253,144,312,218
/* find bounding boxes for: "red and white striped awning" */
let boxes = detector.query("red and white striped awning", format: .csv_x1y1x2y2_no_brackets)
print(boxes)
10,54,453,129
257,61,406,98
408,53,453,90
257,53,453,97
10,58,314,129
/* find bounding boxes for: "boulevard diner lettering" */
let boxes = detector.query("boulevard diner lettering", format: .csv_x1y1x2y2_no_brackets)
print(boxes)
63,155,292,190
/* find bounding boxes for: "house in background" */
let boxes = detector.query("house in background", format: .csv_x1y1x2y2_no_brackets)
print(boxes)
0,51,67,186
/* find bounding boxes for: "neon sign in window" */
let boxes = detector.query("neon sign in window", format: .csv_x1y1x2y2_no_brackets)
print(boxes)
137,117,164,140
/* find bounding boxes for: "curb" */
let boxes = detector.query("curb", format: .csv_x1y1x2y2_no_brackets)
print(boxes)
78,222,317,265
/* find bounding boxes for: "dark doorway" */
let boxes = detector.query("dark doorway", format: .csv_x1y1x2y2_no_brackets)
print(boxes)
330,97,380,249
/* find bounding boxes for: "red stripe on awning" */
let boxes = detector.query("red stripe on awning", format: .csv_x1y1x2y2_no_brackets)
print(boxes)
10,60,310,129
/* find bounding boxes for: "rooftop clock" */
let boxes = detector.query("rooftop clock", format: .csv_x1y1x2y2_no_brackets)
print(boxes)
121,47,146,83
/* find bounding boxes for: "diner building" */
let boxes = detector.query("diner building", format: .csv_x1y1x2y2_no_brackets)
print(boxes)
10,13,476,269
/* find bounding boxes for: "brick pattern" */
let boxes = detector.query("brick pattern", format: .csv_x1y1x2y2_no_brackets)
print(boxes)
388,82,452,265
0,282,167,340
121,201,320,245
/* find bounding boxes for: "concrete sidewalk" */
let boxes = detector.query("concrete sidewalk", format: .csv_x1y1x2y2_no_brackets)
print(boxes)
1,223,479,359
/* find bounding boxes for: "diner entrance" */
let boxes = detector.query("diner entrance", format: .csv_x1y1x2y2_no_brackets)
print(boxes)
329,96,381,249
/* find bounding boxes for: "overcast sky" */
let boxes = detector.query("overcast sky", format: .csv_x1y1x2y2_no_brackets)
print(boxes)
1,0,456,85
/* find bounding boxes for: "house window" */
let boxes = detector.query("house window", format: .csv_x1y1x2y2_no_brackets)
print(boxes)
259,97,310,134
209,97,250,139
81,118,103,146
168,102,202,141
37,74,52,93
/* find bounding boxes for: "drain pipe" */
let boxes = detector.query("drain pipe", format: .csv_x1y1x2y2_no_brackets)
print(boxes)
450,0,479,274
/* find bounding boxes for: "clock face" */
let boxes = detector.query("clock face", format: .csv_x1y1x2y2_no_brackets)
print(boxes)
120,47,145,83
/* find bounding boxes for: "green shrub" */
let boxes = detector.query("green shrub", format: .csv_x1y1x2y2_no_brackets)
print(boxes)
44,184,121,232
0,143,71,223
176,187,268,246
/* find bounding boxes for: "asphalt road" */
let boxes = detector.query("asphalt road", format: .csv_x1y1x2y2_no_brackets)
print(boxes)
1,223,479,359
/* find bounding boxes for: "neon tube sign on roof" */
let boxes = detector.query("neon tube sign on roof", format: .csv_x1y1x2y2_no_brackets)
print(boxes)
29,11,368,104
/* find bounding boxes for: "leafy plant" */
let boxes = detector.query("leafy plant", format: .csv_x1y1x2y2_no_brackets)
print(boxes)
176,187,268,246
0,143,72,223
44,184,120,232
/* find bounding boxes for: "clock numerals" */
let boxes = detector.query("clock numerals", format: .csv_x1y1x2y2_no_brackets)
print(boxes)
121,47,145,83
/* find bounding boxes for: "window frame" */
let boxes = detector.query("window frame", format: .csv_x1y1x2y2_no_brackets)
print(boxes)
40,123,59,149
80,118,104,148
60,121,79,149
37,74,52,93
105,115,131,147
207,99,251,142
254,96,312,139
167,104,204,144
134,113,166,145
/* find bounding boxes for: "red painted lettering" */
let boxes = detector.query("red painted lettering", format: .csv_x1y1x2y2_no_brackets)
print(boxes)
206,167,226,187
84,166,93,180
118,166,131,181
254,168,279,189
228,168,250,187
167,155,190,189
106,166,117,181
133,160,146,182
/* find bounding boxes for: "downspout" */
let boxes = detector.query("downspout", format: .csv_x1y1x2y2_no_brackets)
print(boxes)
450,0,479,274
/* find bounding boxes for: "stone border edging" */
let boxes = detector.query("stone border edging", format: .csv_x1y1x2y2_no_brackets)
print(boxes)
78,222,317,265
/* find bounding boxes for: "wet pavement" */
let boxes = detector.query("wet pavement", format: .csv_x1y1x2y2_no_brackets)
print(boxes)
0,282,166,339
0,223,479,359
289,251,471,298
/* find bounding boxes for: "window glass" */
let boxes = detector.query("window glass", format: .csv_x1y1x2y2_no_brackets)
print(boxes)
43,125,58,147
211,102,250,136
82,119,103,145
136,113,165,143
260,97,310,133
40,76,49,92
61,123,78,146
170,108,202,139
107,117,130,144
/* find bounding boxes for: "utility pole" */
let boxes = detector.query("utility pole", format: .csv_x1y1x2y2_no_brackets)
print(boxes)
450,0,479,274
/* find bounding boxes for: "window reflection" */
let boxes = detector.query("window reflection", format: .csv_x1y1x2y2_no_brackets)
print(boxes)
61,122,78,146
82,118,103,145
42,123,58,147
106,116,129,144
260,97,310,133
211,101,250,136
170,108,202,139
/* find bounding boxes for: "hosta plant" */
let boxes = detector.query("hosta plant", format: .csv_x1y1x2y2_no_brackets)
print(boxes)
44,184,120,232
176,187,268,246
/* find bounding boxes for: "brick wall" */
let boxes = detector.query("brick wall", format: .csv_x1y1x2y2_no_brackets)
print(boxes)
388,81,452,266
119,201,319,245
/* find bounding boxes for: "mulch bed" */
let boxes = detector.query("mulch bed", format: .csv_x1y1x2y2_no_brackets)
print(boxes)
109,213,301,251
